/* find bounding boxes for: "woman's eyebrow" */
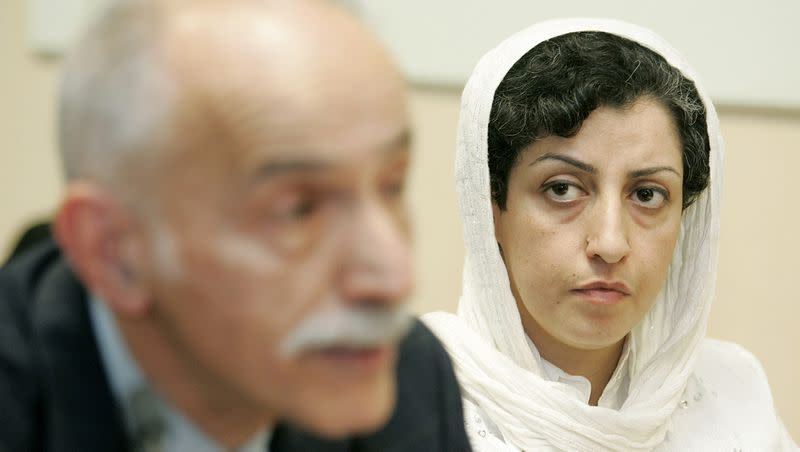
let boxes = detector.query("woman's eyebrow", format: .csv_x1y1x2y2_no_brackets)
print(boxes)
629,166,681,178
530,153,681,179
529,153,596,173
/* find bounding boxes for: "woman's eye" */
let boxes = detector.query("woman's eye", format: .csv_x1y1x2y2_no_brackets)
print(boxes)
544,182,585,202
631,187,667,209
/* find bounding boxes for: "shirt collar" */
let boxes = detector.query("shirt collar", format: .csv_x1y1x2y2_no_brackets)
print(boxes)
88,296,271,452
525,335,633,409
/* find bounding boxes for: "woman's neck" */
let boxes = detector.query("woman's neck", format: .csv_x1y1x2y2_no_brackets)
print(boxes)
518,303,625,406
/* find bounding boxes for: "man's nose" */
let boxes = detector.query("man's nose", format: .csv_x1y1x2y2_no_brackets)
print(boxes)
339,200,413,305
585,195,631,264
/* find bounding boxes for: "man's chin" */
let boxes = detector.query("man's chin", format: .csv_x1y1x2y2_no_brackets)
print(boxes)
294,377,397,439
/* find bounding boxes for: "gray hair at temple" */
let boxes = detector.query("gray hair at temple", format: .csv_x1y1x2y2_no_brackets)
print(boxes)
58,1,175,186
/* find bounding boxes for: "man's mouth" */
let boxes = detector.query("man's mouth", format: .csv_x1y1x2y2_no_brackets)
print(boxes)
310,345,394,372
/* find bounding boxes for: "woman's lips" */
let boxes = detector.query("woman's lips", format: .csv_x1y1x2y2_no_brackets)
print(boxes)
571,288,628,305
571,281,631,305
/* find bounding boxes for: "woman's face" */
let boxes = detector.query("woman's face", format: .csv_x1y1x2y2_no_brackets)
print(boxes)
493,97,684,352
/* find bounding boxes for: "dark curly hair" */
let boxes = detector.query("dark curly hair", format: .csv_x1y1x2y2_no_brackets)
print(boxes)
489,31,710,210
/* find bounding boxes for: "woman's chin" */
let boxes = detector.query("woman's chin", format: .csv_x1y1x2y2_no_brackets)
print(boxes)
556,324,631,352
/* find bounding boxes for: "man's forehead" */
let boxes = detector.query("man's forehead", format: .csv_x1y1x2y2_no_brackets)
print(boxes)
144,0,408,178
160,0,396,78
158,1,406,137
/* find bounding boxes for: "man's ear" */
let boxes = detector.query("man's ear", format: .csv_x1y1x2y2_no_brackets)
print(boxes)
53,183,152,318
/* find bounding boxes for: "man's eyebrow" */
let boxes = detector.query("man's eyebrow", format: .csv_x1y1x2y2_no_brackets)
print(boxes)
250,159,335,183
248,129,412,183
629,166,681,179
530,153,596,174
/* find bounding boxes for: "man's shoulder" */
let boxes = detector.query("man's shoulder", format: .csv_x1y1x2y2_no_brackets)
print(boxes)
0,240,67,451
1,240,65,304
0,240,64,343
398,319,452,371
0,240,74,347
395,319,461,414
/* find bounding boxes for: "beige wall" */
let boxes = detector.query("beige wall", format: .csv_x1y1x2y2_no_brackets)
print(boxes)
0,1,63,255
2,0,798,441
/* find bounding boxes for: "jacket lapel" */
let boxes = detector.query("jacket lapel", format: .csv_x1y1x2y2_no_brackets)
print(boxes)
32,259,129,452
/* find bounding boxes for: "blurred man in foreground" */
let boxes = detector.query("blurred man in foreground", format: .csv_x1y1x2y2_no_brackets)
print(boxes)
0,1,470,450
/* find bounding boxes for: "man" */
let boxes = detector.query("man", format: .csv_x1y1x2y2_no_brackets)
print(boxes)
0,0,470,450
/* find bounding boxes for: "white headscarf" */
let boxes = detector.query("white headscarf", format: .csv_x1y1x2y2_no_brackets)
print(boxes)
423,18,724,451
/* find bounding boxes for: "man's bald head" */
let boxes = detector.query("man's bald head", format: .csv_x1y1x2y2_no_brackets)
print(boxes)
59,0,404,205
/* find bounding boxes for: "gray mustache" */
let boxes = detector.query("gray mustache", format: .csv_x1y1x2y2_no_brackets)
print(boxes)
279,303,413,357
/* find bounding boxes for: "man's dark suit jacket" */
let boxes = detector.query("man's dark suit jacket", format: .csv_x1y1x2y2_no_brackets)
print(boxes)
0,241,471,452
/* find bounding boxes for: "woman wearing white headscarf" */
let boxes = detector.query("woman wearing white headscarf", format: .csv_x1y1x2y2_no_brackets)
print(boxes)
423,19,796,451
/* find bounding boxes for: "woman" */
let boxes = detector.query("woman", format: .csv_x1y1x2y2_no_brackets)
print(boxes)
423,19,796,450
